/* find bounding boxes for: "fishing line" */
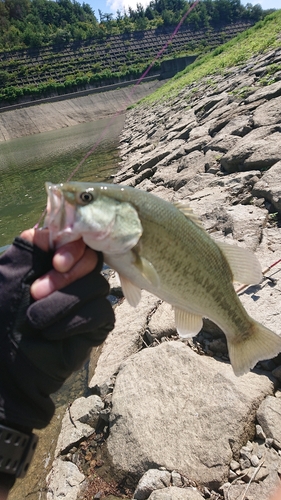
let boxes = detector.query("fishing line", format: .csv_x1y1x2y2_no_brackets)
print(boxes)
67,0,201,182
36,0,201,227
236,259,281,295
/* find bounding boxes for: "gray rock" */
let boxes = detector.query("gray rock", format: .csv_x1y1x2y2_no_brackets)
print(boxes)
55,396,103,456
88,291,158,391
224,472,280,500
251,455,260,467
221,127,281,173
171,471,182,487
253,96,281,127
206,134,240,154
244,80,281,103
230,460,240,471
224,204,267,250
106,342,274,489
146,301,176,341
257,396,281,443
216,115,253,137
252,161,281,214
46,458,85,500
147,487,204,499
133,469,171,499
136,140,185,172
256,424,266,440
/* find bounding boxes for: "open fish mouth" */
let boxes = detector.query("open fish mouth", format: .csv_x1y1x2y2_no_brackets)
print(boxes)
45,182,77,247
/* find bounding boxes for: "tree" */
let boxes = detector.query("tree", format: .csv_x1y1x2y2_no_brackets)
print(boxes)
4,0,30,20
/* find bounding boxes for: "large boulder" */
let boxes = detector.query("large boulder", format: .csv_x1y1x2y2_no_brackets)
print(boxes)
106,342,275,489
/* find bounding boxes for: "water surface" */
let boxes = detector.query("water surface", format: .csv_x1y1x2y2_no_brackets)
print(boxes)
0,114,124,247
1,113,124,499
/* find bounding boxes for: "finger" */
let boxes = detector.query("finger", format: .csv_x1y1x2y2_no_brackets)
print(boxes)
28,275,112,333
21,228,50,252
21,228,88,272
52,238,87,273
30,247,98,300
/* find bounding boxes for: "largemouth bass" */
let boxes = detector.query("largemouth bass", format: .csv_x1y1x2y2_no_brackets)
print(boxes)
45,181,281,376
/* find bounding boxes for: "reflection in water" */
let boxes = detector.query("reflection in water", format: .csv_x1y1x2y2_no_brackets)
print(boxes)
0,114,125,247
3,114,125,499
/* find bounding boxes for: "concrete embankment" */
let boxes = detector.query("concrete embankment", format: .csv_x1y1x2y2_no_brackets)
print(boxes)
0,80,164,142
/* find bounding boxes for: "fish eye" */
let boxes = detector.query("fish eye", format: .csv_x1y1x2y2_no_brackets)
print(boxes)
79,191,94,203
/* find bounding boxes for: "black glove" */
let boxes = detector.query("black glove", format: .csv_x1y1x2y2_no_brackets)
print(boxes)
0,236,115,430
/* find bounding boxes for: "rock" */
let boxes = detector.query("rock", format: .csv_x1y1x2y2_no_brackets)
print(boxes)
147,486,204,499
252,161,281,214
50,44,281,500
55,396,103,456
224,204,267,250
256,424,266,441
257,396,281,443
133,469,171,499
46,458,85,500
244,80,281,103
230,460,240,471
206,134,240,154
106,342,274,489
171,471,182,487
220,126,281,173
224,472,280,500
251,455,260,467
88,291,158,391
146,301,176,341
253,96,281,127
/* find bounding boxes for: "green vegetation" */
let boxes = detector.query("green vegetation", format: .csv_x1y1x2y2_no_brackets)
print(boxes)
0,0,277,105
0,0,273,52
142,9,281,104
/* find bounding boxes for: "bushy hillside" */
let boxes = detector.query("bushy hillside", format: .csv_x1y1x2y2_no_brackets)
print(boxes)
0,0,277,107
0,0,273,52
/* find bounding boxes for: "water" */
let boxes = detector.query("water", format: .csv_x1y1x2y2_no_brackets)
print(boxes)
0,114,125,248
1,114,125,499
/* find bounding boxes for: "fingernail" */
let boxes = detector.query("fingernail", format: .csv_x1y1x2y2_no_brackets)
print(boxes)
54,251,74,272
31,276,55,300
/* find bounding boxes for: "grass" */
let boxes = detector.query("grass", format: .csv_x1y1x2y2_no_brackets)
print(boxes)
142,10,281,105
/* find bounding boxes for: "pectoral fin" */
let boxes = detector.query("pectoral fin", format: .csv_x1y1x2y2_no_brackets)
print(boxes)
133,252,160,288
174,307,203,338
119,274,142,307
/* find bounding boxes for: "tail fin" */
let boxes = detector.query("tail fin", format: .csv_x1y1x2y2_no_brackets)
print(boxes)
227,320,281,376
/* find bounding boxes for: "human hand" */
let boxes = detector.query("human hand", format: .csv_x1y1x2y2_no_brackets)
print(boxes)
0,229,115,430
20,228,99,299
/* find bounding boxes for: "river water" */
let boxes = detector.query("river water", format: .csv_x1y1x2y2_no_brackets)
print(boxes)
0,113,125,499
0,114,125,248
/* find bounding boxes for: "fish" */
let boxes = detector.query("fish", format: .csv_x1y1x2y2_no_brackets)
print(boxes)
45,181,281,376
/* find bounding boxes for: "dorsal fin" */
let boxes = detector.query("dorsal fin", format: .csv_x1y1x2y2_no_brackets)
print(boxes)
216,240,262,285
173,201,203,227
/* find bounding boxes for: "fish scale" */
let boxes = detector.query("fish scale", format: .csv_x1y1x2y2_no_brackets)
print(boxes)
45,181,281,376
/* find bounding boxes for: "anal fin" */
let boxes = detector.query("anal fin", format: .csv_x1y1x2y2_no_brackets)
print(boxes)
174,307,203,338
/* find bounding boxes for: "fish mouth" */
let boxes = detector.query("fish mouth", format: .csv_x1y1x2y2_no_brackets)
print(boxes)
45,182,78,247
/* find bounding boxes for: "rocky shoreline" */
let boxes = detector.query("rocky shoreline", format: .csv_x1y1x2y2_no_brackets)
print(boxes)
46,46,281,500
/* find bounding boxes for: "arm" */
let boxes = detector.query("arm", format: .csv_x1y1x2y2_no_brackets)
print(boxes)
0,229,114,498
